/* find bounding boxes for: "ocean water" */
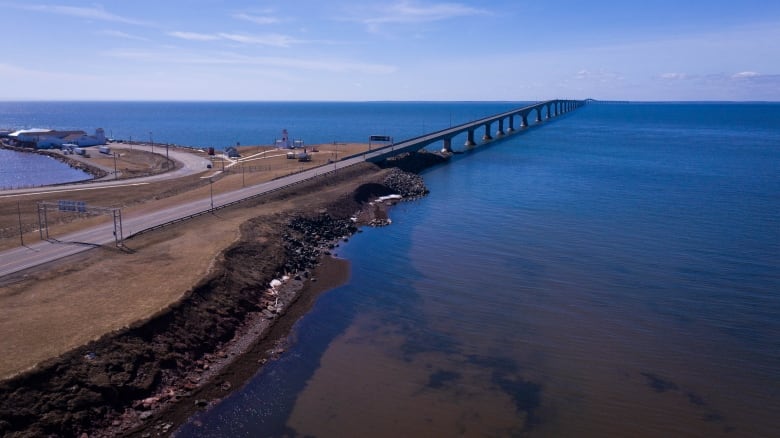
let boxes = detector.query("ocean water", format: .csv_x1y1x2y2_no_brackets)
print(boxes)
173,102,780,437
0,101,519,188
3,101,778,436
0,149,92,189
0,101,521,148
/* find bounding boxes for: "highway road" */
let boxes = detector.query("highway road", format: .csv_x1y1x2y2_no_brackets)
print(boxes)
0,99,583,278
0,152,368,278
0,144,212,199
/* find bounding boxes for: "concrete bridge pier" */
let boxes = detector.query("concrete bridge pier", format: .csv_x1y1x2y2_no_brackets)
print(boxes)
465,129,476,146
482,122,493,141
496,119,505,137
507,115,515,133
535,108,543,123
441,137,453,153
521,112,529,128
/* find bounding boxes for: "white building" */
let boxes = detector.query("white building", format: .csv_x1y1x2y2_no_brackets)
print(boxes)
9,128,106,149
275,129,292,149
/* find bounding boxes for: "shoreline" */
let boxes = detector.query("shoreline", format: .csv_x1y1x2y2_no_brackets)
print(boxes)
0,143,108,183
115,168,429,437
124,255,352,437
0,155,439,437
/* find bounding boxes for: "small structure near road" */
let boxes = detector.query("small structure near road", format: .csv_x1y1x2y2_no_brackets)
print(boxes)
275,129,304,149
225,146,240,158
286,148,311,161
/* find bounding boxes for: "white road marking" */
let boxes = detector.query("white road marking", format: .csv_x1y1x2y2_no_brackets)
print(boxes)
0,182,150,199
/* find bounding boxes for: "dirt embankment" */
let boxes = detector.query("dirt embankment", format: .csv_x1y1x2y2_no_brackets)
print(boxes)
0,154,441,438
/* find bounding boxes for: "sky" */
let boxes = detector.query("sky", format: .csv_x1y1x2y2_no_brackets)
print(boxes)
1,0,779,101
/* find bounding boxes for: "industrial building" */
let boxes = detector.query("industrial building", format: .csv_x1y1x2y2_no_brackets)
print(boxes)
7,128,107,149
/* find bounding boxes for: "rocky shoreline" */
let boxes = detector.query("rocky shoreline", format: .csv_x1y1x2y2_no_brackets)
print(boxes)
0,155,440,437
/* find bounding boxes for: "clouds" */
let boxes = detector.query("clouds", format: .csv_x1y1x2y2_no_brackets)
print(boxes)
97,30,150,42
5,2,151,26
103,48,397,75
649,71,780,100
659,73,688,80
215,33,300,48
167,31,221,42
167,31,301,48
233,12,281,26
363,0,489,24
348,0,490,33
575,69,624,83
1,1,779,101
167,31,305,48
732,71,760,79
657,71,777,84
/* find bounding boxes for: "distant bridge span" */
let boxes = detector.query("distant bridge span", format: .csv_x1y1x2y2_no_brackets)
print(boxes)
0,99,585,278
365,99,585,161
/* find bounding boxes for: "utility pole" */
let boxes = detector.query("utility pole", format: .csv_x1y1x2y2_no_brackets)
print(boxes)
209,178,214,211
113,153,118,180
149,132,154,154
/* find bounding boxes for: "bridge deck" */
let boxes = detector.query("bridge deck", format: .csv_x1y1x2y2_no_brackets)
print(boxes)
364,99,583,162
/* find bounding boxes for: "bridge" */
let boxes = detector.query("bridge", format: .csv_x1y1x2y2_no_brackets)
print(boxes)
0,99,585,278
365,99,584,161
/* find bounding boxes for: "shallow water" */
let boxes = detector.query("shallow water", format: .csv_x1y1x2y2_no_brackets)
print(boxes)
5,101,778,436
0,149,91,189
176,103,780,437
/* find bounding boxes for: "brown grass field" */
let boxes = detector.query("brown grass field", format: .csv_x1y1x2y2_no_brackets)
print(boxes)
0,142,372,379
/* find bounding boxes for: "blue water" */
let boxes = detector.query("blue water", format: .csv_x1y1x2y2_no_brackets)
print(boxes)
170,102,780,437
4,101,778,435
0,101,519,188
0,149,92,189
0,101,521,148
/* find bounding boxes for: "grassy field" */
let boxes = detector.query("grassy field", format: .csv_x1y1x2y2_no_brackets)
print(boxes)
0,142,370,251
0,143,373,379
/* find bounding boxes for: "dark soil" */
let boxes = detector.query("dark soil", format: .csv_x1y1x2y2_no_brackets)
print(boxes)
0,153,439,437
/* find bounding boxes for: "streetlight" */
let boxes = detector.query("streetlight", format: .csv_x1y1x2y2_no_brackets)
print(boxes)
113,152,118,180
149,132,154,154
